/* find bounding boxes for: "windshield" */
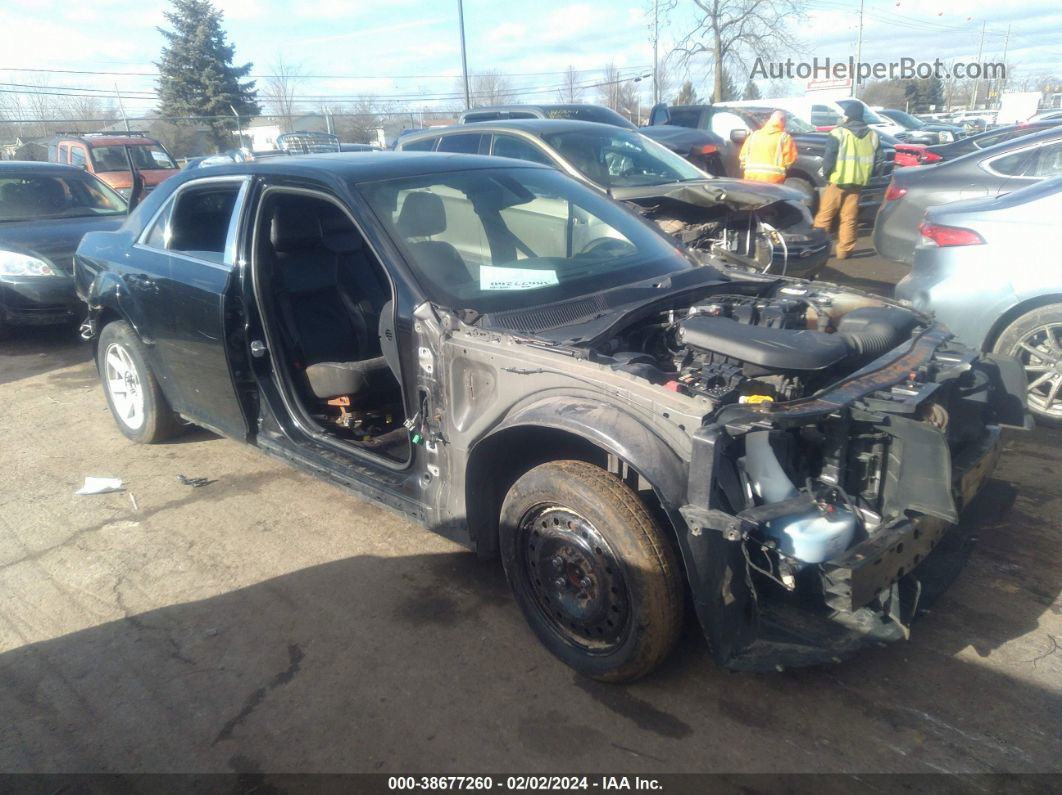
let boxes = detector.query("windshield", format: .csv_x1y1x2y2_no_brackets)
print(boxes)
542,128,706,188
0,172,127,222
91,144,177,171
888,109,925,129
359,167,696,314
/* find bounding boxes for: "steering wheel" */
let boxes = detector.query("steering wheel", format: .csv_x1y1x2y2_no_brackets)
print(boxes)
577,237,637,257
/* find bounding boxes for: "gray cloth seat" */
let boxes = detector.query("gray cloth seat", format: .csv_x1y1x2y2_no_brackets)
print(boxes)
270,200,395,402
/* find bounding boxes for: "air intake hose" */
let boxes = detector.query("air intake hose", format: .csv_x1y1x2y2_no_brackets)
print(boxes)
836,306,919,360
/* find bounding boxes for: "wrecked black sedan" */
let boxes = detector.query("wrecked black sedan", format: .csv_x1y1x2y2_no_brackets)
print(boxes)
75,153,1027,681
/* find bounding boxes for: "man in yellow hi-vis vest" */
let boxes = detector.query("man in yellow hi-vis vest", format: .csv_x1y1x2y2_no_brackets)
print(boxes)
813,103,880,259
739,110,797,184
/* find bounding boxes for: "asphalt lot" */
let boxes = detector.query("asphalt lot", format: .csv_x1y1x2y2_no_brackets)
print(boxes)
1,237,1059,775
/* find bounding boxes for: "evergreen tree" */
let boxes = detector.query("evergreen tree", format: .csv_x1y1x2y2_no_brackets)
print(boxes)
674,80,700,105
742,79,761,101
718,69,739,101
156,0,260,150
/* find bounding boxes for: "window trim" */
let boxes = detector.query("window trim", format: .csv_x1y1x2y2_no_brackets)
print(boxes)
134,175,251,269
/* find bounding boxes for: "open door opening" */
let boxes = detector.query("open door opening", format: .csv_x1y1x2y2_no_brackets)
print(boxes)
252,189,410,464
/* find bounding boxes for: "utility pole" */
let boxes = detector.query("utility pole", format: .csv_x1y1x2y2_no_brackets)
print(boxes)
457,0,471,110
854,0,864,96
972,20,986,109
114,83,131,132
999,24,1011,108
649,0,658,104
229,105,243,150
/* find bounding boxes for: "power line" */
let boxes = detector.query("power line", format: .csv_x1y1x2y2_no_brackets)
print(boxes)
0,65,652,80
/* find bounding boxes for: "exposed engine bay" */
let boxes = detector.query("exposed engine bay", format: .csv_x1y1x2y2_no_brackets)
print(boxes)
580,278,1024,670
594,283,922,410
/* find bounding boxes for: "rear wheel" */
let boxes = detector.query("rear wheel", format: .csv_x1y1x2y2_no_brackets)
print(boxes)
993,304,1062,426
499,460,683,682
98,320,181,443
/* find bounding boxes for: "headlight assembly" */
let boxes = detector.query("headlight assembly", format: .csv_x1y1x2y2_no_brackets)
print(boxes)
0,250,61,277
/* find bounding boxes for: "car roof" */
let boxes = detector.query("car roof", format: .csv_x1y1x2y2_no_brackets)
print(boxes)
410,118,629,137
164,150,551,185
0,160,97,176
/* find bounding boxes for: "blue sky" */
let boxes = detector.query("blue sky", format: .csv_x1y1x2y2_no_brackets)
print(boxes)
2,0,1061,116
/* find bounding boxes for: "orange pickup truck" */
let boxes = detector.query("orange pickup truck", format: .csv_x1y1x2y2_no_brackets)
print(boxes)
48,132,180,198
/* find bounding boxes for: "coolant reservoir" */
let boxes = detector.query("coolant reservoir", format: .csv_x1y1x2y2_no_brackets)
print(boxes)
765,507,857,564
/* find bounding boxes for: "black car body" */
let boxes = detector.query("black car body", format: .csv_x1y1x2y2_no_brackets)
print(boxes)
922,120,1062,163
396,119,829,279
0,162,126,333
75,154,1026,680
876,108,964,145
646,103,896,220
875,125,1062,263
455,103,727,176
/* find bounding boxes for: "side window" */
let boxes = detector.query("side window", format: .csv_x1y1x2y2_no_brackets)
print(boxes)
69,147,86,169
1028,143,1062,178
58,144,70,163
436,134,483,154
167,184,241,262
401,138,437,152
710,111,749,138
988,149,1035,177
491,134,552,165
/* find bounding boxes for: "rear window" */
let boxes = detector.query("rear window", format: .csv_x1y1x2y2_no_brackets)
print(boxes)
0,173,127,222
810,105,841,127
665,108,704,129
436,134,484,154
401,138,437,152
90,144,177,172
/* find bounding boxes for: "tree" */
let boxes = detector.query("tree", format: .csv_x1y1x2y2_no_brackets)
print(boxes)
468,69,516,107
673,80,700,105
556,65,584,103
742,78,760,100
674,0,807,103
156,0,260,150
598,62,639,118
264,54,304,133
332,97,383,145
718,67,739,101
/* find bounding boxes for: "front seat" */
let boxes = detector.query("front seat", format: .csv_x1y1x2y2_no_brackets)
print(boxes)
395,191,475,288
270,201,394,403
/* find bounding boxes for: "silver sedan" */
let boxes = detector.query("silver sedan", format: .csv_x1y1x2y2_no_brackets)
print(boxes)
895,176,1062,424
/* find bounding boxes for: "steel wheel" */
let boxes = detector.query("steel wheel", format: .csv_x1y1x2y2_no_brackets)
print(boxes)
103,342,145,430
519,505,632,653
1010,321,1062,419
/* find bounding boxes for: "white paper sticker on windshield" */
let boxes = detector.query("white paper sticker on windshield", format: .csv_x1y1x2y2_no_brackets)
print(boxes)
479,265,559,291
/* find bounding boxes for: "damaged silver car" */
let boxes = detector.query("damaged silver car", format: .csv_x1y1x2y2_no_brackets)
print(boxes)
75,154,1027,681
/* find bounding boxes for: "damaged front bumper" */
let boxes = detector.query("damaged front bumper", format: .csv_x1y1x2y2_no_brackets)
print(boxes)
678,327,1027,671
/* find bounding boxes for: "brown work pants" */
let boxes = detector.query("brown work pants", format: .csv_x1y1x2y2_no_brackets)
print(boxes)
814,183,861,259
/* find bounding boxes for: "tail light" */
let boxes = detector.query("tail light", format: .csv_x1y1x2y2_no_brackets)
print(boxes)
918,221,985,247
884,182,907,201
921,150,943,163
696,144,718,155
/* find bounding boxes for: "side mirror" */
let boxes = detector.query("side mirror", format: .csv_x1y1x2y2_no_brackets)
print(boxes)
730,129,748,144
648,102,671,126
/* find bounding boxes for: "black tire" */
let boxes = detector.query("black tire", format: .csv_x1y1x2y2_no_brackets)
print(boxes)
992,304,1062,427
784,176,818,212
97,320,181,443
499,460,683,682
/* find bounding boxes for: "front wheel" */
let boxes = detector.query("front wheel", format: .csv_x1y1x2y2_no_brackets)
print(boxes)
98,320,181,443
499,461,683,682
993,304,1062,426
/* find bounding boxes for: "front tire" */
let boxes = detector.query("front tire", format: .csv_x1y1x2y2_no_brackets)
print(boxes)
499,461,683,682
993,304,1062,427
784,176,818,212
98,320,181,443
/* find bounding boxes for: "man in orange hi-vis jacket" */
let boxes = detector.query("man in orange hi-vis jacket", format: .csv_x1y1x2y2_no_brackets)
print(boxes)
739,110,798,184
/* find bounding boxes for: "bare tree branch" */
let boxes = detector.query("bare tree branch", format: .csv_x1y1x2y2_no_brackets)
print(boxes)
263,53,304,133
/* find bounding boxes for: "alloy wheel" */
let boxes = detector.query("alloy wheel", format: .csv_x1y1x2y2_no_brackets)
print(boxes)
520,505,632,653
103,342,146,430
1012,321,1062,418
